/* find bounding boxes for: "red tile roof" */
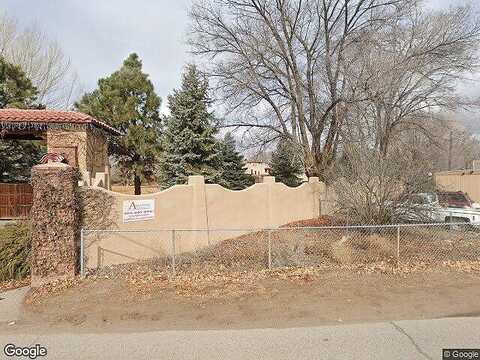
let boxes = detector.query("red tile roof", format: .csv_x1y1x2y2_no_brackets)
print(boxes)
0,109,122,135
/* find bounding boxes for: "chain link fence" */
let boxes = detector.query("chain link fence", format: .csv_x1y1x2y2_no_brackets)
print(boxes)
80,223,480,277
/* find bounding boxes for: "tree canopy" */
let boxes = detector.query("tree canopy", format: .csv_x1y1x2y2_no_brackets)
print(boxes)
0,56,45,183
75,53,162,194
270,140,304,187
218,132,254,190
190,0,480,179
0,56,38,109
158,65,221,188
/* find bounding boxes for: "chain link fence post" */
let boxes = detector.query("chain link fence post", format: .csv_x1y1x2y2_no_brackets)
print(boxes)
171,229,176,277
268,229,272,270
396,225,400,267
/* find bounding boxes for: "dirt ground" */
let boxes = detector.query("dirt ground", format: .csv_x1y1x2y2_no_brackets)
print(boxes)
3,268,480,335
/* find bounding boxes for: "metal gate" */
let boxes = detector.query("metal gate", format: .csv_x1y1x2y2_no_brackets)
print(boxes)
0,183,33,219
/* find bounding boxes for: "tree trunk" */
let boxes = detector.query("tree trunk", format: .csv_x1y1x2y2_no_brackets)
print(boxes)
134,174,141,195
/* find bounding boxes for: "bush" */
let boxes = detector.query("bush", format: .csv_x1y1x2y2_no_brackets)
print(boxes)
328,145,434,224
0,222,31,281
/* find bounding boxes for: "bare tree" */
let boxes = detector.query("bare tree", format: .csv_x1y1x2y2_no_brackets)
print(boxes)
190,0,480,180
189,0,403,180
345,3,480,156
0,12,79,109
329,144,435,224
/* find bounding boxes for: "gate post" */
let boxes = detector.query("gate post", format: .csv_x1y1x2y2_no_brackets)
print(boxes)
30,163,80,287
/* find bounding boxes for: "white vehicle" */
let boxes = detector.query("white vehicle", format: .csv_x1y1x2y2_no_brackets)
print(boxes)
409,192,480,224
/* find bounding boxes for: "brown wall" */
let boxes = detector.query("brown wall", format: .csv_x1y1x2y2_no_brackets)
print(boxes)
47,127,87,170
435,171,480,202
47,126,110,188
83,176,324,268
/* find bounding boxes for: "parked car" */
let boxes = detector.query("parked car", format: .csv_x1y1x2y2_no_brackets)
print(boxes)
406,192,480,224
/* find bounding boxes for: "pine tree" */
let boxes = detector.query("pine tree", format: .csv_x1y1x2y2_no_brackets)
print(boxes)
0,57,38,109
218,132,254,190
158,65,221,188
75,53,162,195
0,56,45,182
270,140,304,187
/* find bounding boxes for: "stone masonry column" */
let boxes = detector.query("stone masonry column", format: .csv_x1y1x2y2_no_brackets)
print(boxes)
30,163,80,287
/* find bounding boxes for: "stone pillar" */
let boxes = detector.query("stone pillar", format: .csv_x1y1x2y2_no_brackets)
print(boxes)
30,163,80,287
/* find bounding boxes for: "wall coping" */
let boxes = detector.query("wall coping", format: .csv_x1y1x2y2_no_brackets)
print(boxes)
87,175,324,197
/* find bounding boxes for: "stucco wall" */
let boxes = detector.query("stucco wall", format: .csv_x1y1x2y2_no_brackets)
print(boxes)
435,171,480,202
47,127,87,171
82,176,324,268
47,126,110,189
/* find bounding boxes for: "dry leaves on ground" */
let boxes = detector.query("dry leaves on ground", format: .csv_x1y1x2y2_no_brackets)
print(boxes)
26,277,81,305
24,259,480,305
125,267,272,301
0,277,30,292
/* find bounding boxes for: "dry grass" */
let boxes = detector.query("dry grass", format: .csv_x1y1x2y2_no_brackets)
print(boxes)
330,234,395,265
0,222,31,281
0,277,30,292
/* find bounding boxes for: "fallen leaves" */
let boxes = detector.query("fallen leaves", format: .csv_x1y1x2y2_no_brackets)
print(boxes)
26,277,81,305
22,259,480,306
0,277,30,292
125,266,271,301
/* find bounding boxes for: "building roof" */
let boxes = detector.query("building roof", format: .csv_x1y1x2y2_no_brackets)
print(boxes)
0,109,122,136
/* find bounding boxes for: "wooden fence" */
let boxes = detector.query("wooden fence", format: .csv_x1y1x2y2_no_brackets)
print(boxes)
0,183,33,219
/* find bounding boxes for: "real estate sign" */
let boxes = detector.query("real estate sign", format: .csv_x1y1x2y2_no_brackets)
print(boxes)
123,199,155,223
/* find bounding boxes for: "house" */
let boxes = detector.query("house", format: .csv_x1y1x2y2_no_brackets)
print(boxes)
245,161,271,182
0,109,121,219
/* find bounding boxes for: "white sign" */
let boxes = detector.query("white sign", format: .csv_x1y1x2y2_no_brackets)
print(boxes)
123,199,155,223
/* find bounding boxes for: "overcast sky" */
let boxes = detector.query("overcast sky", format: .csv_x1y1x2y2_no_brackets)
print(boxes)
0,0,469,115
1,0,194,112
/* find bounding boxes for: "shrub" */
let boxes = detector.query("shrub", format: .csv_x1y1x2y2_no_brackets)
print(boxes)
0,222,31,281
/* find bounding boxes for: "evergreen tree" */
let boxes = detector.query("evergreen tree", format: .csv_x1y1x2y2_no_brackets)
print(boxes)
270,139,304,187
158,65,221,188
0,57,38,109
218,132,254,190
75,53,161,195
0,57,45,182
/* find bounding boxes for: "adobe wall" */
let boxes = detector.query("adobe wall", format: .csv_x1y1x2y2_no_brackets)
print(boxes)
47,126,110,189
82,176,325,268
47,127,88,171
435,172,480,202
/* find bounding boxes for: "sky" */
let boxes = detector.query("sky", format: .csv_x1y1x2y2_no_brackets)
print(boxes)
1,0,194,113
0,0,470,115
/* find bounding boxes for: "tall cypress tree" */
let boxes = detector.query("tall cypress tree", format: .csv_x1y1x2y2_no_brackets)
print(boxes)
158,65,220,188
270,139,304,187
0,56,46,182
75,53,162,195
218,132,254,190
